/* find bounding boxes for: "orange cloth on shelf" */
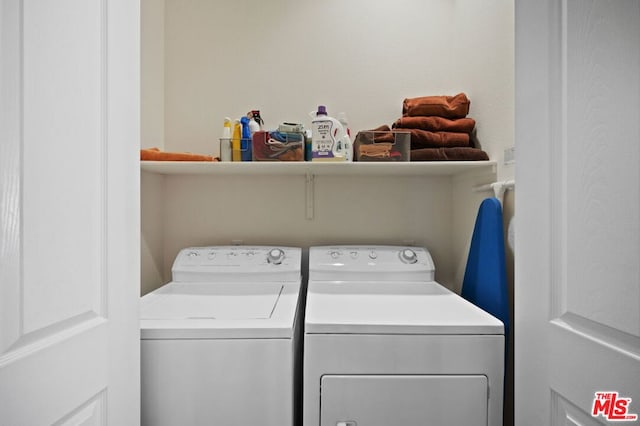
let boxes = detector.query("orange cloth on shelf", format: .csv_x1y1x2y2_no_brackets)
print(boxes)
140,147,216,162
360,125,396,143
410,147,489,161
402,93,470,118
407,129,470,148
393,116,476,133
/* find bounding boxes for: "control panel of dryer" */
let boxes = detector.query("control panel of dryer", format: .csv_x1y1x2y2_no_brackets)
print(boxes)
172,246,302,282
308,246,435,282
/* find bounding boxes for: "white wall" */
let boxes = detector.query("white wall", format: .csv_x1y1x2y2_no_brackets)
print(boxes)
161,174,457,283
141,0,165,149
161,0,514,173
140,171,165,295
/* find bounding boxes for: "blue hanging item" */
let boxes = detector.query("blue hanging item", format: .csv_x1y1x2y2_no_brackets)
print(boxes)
461,198,510,342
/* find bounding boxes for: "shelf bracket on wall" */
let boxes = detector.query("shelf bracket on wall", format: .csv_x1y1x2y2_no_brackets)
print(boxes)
305,171,315,220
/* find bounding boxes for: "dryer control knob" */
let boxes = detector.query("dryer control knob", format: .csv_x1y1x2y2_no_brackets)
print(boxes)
267,248,285,265
399,248,418,264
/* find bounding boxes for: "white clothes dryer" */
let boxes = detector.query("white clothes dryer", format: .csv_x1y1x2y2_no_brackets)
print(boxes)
141,246,303,426
303,245,504,426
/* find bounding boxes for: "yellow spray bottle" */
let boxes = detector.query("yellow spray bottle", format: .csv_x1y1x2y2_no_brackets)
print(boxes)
231,119,242,161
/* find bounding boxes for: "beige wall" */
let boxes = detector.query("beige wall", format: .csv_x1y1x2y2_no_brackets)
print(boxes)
160,0,514,168
140,171,165,295
141,0,165,149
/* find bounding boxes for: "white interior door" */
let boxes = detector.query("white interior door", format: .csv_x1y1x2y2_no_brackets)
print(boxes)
516,0,640,425
0,0,140,424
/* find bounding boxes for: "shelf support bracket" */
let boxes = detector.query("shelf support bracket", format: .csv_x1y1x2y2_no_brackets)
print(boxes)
305,171,315,220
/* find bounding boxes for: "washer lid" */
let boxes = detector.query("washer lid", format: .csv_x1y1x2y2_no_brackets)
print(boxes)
305,281,504,335
140,282,301,339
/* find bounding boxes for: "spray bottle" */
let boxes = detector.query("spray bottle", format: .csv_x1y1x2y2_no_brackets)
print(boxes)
311,105,348,162
240,116,252,161
220,117,232,161
247,110,263,135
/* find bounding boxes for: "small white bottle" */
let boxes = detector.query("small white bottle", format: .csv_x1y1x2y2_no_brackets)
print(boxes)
247,110,263,135
338,112,353,162
220,117,232,161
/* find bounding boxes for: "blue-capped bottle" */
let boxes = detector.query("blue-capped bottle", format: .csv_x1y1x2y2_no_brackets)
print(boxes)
240,116,252,161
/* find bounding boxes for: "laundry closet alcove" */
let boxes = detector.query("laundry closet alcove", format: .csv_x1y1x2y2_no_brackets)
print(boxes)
140,0,514,301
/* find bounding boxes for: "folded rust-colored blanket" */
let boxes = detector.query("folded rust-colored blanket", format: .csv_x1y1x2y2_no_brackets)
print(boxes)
411,147,489,161
393,116,476,133
408,129,470,148
370,124,393,132
402,93,470,118
140,147,216,162
359,125,396,143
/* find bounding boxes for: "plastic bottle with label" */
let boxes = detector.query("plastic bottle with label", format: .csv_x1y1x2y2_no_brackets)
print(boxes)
338,112,353,162
220,117,232,161
311,105,348,162
240,116,252,161
247,110,263,135
231,119,242,162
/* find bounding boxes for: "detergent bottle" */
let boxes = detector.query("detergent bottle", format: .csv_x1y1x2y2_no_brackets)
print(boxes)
311,106,348,161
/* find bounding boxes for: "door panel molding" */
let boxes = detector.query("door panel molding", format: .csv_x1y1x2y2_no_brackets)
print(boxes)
0,320,108,425
552,313,640,361
551,390,600,426
54,389,107,426
0,0,140,423
0,0,24,356
0,314,105,366
516,0,640,423
0,0,110,355
549,0,640,337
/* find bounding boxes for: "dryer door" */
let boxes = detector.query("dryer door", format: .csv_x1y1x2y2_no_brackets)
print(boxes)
320,375,488,426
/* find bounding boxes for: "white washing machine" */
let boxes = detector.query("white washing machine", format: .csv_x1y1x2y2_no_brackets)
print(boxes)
140,246,303,426
303,245,504,426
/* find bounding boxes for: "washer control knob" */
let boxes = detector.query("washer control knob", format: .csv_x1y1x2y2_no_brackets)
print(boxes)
330,250,341,259
267,248,285,265
369,250,378,259
399,248,418,264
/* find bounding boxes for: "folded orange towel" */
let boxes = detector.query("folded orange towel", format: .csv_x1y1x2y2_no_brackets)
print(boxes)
140,147,216,162
408,129,470,148
411,147,489,161
360,125,396,143
393,116,476,133
402,93,470,119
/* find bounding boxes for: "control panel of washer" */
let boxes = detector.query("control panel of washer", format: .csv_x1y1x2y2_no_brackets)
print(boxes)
171,246,302,282
308,245,435,281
